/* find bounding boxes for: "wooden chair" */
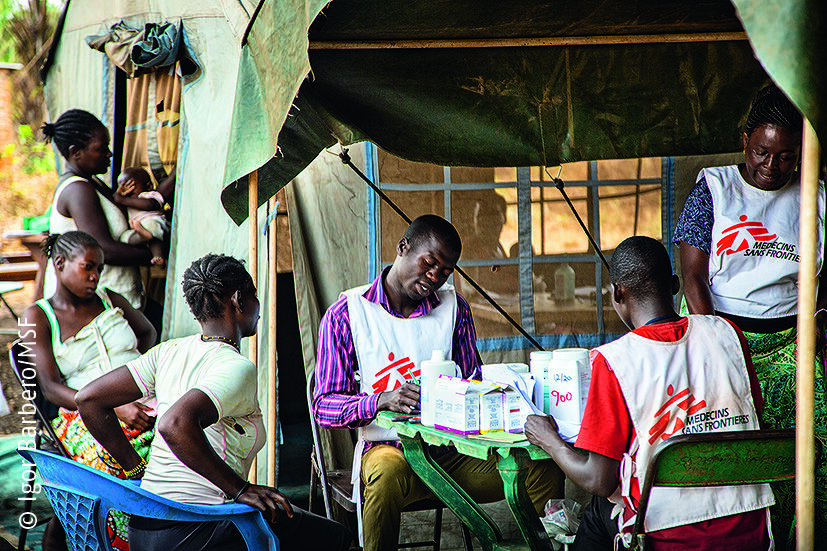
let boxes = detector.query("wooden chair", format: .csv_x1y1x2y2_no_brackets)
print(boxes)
306,375,472,550
9,339,71,551
632,428,810,551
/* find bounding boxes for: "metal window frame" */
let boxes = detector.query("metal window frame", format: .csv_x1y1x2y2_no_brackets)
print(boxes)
365,142,673,350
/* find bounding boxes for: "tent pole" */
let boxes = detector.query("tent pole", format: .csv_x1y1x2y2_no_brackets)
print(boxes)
309,32,747,50
267,196,278,487
248,170,259,484
796,118,819,551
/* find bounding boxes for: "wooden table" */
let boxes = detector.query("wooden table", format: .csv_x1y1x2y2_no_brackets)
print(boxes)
2,231,47,300
376,411,552,551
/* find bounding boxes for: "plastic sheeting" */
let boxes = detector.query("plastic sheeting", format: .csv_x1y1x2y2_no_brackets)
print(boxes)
732,0,826,147
220,0,792,223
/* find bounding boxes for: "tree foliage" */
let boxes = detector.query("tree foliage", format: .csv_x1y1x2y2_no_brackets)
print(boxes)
0,0,19,63
1,0,59,129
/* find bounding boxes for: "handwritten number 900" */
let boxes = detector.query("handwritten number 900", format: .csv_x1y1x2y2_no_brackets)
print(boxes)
550,390,573,406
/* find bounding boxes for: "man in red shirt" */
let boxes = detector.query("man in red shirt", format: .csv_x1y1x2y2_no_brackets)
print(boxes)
526,236,773,550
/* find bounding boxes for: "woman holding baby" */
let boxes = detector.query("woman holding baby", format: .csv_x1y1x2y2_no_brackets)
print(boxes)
41,109,171,310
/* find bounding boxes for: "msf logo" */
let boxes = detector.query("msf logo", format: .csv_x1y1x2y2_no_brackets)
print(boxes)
371,352,419,393
716,215,777,256
648,384,706,445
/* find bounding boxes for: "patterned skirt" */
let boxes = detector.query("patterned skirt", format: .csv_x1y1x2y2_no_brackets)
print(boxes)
743,328,827,542
53,409,153,551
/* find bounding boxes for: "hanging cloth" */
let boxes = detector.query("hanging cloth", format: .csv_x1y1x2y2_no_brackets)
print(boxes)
86,20,199,78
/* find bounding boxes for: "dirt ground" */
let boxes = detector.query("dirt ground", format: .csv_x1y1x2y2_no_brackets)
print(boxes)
0,281,38,436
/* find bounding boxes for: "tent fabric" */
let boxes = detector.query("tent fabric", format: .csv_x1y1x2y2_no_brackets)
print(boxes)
41,0,283,484
732,0,826,145
221,0,330,221
219,0,789,223
222,40,768,225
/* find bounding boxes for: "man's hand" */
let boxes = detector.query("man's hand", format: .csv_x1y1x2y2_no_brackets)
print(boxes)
114,402,156,432
524,414,561,448
236,484,294,523
376,382,421,413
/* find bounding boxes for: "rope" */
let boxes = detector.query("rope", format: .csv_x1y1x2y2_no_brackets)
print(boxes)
338,148,544,351
545,167,610,270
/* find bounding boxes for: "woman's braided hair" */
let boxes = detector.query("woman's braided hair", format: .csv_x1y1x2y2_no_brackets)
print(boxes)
41,231,101,260
41,109,106,159
182,254,254,322
744,84,803,137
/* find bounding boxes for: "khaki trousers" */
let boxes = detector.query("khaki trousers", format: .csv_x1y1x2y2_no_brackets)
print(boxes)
361,444,563,551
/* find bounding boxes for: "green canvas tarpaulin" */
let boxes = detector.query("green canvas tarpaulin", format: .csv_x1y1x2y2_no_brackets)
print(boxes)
220,0,826,224
732,0,826,144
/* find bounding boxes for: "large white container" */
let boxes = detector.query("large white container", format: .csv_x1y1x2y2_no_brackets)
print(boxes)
420,350,458,426
546,348,591,425
529,351,554,412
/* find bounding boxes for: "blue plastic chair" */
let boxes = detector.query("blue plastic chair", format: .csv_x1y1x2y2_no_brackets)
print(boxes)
18,448,279,551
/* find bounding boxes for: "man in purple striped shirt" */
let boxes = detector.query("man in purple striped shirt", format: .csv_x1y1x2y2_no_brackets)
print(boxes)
312,215,563,551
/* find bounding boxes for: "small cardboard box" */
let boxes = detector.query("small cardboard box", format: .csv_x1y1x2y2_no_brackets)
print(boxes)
479,386,505,434
503,387,534,433
433,376,503,435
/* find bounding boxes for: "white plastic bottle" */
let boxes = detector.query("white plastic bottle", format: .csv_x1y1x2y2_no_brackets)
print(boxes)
419,350,458,426
529,350,554,413
554,263,576,304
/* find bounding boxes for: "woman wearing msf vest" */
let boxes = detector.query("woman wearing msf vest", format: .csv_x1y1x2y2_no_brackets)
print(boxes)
674,84,827,541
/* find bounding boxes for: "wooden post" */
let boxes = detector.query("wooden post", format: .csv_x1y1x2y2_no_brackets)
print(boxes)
308,32,748,50
267,196,278,487
796,118,820,551
248,171,258,484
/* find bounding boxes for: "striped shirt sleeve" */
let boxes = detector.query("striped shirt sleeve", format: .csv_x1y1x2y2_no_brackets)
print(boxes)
312,296,378,429
453,293,482,379
313,289,483,429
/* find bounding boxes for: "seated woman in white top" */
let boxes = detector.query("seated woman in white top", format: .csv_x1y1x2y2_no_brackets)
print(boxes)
76,253,351,551
23,230,156,551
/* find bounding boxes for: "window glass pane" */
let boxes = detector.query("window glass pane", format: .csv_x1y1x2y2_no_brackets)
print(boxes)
533,262,625,335
372,150,662,342
377,149,443,184
535,186,590,254
598,184,661,251
455,268,523,339
449,167,496,184
379,190,444,264
558,161,589,181
494,167,516,182
452,190,511,262
596,158,661,180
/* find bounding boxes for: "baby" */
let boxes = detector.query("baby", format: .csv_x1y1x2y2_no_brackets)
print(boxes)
114,167,170,267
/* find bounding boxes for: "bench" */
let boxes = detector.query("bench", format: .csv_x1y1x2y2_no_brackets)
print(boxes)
2,251,35,263
0,261,39,282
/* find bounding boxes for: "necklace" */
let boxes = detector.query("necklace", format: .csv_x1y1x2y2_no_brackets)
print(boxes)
200,334,240,351
643,313,681,326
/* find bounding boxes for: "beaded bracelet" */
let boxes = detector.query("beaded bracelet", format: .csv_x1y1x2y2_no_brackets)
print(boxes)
123,457,147,479
233,481,251,502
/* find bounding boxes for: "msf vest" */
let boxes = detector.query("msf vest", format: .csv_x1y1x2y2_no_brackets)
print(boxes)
704,165,825,318
596,315,773,539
